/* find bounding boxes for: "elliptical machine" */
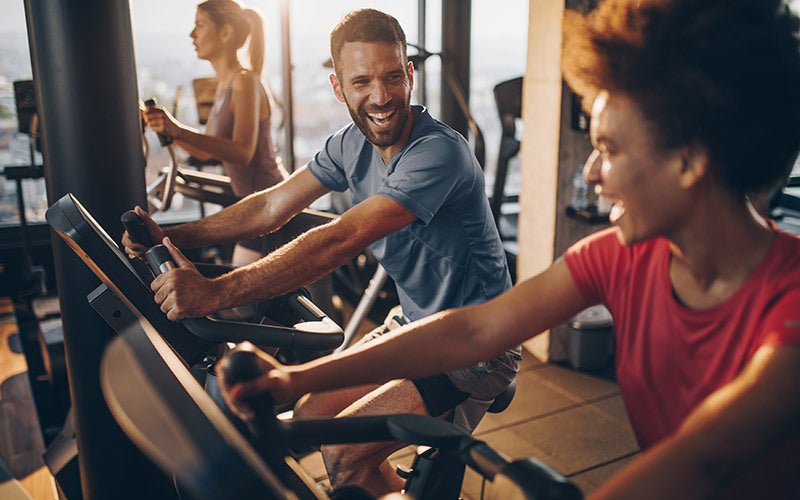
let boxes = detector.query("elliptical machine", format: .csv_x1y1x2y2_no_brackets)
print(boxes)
42,193,346,499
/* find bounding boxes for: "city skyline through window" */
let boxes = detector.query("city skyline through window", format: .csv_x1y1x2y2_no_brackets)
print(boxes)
0,1,528,224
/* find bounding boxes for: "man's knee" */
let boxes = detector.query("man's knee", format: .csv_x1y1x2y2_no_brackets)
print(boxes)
321,442,396,487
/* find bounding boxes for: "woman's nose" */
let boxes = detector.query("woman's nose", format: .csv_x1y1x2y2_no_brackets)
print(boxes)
583,149,602,186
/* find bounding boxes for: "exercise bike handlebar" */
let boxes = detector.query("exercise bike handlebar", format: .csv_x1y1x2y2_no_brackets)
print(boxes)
184,315,342,349
221,344,584,500
142,243,343,350
465,443,583,499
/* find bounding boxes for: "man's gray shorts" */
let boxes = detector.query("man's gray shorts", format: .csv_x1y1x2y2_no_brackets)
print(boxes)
357,305,521,431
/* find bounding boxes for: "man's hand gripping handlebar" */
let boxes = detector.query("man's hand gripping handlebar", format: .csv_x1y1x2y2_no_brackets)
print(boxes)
121,207,165,260
122,209,219,320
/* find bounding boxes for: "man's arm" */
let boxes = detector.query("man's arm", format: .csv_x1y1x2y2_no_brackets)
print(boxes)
165,166,326,249
153,192,418,319
588,343,800,500
122,166,326,258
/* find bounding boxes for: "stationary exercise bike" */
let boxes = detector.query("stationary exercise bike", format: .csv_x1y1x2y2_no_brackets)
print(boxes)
99,314,583,500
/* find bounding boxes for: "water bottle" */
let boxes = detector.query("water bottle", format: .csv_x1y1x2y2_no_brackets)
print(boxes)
571,164,591,210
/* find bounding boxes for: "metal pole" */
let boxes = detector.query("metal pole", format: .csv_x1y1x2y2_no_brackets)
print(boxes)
336,265,389,352
417,0,427,105
24,1,177,498
440,0,471,137
280,0,296,171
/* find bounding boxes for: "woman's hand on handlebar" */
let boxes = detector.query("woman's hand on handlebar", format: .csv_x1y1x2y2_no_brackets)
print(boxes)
122,206,164,259
142,104,181,140
216,346,295,421
151,237,219,320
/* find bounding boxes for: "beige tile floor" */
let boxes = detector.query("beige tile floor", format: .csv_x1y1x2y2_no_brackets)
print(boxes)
298,350,640,499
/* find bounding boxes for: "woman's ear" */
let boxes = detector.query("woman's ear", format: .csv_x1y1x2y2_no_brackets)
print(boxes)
679,143,709,189
219,23,234,44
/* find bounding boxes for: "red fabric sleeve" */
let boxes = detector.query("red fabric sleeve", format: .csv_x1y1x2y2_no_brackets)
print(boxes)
563,227,626,306
759,289,800,347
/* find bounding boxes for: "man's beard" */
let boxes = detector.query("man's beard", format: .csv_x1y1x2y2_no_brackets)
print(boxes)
345,96,411,148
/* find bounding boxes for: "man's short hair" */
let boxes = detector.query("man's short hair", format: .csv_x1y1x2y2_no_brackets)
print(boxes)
329,9,407,78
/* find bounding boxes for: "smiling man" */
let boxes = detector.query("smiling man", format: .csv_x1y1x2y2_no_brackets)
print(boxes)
123,8,519,496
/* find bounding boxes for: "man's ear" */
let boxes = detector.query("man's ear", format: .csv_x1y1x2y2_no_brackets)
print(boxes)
407,60,415,91
679,143,709,189
329,73,346,103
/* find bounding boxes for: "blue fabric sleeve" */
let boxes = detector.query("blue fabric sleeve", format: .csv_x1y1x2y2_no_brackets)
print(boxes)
307,128,349,192
378,135,471,225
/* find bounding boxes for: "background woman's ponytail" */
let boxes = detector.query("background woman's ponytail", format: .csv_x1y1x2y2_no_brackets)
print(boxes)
243,8,264,76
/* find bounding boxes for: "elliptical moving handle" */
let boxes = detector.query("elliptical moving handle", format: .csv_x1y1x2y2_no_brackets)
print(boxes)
144,244,175,277
143,97,173,147
121,210,153,248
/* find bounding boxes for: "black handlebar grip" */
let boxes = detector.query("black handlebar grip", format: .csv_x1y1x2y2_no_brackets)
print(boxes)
220,343,268,385
143,97,173,146
121,210,153,248
144,244,175,276
219,344,278,438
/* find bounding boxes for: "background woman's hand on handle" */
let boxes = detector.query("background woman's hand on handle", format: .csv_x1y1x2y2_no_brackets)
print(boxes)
142,101,182,142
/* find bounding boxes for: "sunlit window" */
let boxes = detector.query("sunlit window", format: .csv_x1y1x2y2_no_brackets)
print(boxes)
131,0,527,218
0,1,527,225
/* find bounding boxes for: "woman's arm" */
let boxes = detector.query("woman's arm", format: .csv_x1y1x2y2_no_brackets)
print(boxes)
589,343,800,500
144,71,262,165
228,258,591,405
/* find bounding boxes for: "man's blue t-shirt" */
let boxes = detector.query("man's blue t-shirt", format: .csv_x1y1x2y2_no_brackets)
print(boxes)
307,105,512,321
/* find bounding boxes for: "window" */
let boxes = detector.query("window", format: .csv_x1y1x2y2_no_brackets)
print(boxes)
0,1,527,224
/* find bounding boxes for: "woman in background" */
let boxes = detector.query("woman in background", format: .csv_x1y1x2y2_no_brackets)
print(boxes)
143,0,287,266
